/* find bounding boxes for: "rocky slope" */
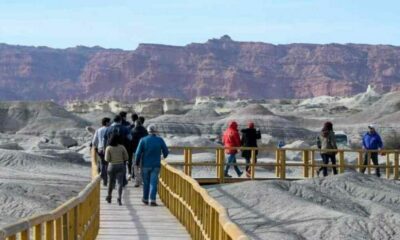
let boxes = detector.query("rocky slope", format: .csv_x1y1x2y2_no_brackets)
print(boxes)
1,36,400,102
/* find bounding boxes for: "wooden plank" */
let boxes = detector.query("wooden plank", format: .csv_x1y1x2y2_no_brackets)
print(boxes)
97,186,189,240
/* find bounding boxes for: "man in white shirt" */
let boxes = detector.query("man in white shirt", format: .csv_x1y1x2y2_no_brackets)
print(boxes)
92,117,111,186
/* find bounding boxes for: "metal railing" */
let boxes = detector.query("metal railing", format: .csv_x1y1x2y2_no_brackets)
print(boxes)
0,150,100,240
159,160,249,240
167,146,400,182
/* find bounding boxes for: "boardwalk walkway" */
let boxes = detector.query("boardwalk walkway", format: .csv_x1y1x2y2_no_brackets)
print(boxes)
97,185,190,240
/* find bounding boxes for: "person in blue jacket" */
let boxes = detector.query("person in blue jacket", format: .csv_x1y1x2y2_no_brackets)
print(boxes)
135,124,169,206
361,124,383,177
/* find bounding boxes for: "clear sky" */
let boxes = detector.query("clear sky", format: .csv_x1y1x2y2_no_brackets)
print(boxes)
0,0,399,50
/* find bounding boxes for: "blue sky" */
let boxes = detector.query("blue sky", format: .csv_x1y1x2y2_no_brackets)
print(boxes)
0,0,399,50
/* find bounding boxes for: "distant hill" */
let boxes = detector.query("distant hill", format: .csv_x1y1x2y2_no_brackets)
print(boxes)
1,36,400,102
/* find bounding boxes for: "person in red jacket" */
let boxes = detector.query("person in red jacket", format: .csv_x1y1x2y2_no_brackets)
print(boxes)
222,121,243,177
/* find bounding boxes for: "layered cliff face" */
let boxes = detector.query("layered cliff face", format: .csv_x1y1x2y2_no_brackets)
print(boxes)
1,36,400,102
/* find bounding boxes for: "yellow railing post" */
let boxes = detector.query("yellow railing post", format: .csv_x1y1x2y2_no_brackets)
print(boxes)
303,150,309,178
45,220,53,240
280,149,286,179
20,230,29,240
184,148,189,175
250,149,256,179
275,149,281,178
188,148,193,177
394,152,399,180
339,150,345,174
34,224,42,240
311,150,315,177
386,154,391,179
358,151,363,173
54,218,62,240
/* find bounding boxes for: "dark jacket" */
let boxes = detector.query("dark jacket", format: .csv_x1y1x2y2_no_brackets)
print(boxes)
241,128,261,158
132,125,148,153
103,123,132,150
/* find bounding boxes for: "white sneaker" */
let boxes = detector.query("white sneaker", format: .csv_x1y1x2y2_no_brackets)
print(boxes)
127,174,132,181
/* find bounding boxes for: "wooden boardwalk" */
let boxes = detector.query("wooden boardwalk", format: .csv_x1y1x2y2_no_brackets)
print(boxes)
97,185,190,240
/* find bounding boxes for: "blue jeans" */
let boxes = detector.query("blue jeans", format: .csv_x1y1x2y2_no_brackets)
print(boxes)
142,167,160,202
224,154,242,176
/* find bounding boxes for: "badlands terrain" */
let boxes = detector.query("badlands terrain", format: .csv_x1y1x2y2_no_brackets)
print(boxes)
0,86,399,239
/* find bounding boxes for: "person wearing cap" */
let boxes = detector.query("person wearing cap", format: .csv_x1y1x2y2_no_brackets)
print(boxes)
361,125,383,177
135,124,169,206
222,121,243,178
240,121,261,178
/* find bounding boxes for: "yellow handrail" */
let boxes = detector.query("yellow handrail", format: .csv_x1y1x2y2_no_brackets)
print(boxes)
168,146,400,181
0,149,100,240
159,160,249,240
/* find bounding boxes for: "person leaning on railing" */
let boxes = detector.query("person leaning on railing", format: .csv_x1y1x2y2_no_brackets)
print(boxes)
135,124,169,206
105,134,129,205
361,124,383,177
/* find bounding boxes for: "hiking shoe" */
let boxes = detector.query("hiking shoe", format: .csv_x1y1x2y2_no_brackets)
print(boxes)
150,202,158,207
127,174,132,181
238,171,243,177
224,173,232,178
105,196,111,204
316,169,321,177
117,198,122,206
134,183,140,188
142,199,149,205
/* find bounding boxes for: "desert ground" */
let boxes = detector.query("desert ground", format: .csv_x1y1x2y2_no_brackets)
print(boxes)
1,86,399,239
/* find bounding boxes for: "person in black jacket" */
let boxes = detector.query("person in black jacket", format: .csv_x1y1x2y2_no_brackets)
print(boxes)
132,116,148,187
241,122,261,178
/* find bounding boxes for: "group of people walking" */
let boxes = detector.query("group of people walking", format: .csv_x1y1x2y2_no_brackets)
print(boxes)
222,120,384,178
92,112,385,205
91,112,168,206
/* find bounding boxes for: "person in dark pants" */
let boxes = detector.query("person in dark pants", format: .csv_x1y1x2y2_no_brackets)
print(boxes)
317,122,338,177
103,115,132,186
91,117,111,186
119,111,134,181
361,124,383,177
223,121,243,178
241,122,261,178
132,117,148,187
105,135,129,205
135,125,169,206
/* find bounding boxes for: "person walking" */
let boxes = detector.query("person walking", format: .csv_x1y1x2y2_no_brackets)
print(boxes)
223,121,243,178
316,122,338,177
132,117,148,187
105,135,129,205
103,115,132,186
241,122,261,178
135,125,168,206
361,124,383,177
91,117,111,186
119,111,135,181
